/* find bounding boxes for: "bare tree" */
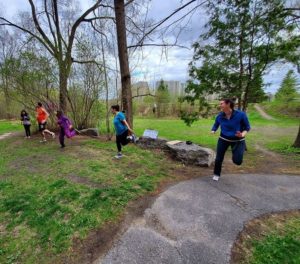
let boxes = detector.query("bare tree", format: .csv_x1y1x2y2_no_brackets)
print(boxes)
0,0,106,113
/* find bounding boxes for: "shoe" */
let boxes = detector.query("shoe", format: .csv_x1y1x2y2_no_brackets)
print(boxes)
51,132,55,139
130,134,138,143
40,139,47,143
212,175,220,181
60,145,65,148
132,134,138,143
114,153,122,159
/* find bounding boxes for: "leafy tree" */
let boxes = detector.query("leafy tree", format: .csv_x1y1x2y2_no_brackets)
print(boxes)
183,0,298,117
275,70,299,101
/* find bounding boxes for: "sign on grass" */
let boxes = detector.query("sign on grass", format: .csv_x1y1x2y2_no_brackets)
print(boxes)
143,129,158,139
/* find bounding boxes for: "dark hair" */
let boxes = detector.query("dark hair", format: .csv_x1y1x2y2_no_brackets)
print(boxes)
37,102,42,107
221,98,235,110
20,109,28,117
111,105,120,111
56,110,63,117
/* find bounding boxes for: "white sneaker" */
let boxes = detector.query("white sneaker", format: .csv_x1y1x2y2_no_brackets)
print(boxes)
40,139,47,143
114,153,123,159
212,175,220,181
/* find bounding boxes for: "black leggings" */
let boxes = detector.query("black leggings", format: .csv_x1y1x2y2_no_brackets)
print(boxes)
24,125,31,137
214,138,246,176
116,130,130,152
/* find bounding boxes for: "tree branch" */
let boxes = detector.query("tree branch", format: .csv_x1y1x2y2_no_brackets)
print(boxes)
0,17,55,56
132,93,155,99
128,43,190,49
28,0,56,53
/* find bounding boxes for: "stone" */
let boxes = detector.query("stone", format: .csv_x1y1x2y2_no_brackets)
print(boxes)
136,137,168,150
78,128,99,137
166,141,215,167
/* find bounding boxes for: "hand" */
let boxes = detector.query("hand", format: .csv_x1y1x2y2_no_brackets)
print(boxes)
235,131,245,138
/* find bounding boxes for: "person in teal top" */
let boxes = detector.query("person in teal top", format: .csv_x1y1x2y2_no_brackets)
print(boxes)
111,105,136,159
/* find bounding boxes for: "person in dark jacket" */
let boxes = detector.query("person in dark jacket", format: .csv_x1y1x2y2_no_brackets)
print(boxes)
20,110,31,138
211,99,251,181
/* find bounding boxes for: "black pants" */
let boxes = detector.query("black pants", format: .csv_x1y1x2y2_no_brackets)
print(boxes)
214,138,246,176
116,130,130,152
24,125,31,137
59,127,65,147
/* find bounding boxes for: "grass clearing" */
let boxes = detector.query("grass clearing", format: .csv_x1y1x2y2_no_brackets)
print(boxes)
232,210,300,264
0,135,177,263
0,120,22,135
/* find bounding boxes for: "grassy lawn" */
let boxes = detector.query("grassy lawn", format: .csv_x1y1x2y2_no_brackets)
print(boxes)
0,136,177,264
232,211,300,264
0,120,22,135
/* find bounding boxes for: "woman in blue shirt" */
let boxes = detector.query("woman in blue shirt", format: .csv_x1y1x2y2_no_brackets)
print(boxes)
211,99,251,181
111,105,136,159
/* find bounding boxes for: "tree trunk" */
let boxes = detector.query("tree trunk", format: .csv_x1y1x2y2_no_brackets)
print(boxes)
292,124,300,148
114,0,133,127
59,66,69,113
100,33,111,139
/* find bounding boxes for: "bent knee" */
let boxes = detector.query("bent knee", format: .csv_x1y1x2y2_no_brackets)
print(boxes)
233,159,243,165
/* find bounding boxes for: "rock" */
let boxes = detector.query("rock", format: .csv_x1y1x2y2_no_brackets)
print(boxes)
78,128,99,137
136,137,168,150
166,141,215,167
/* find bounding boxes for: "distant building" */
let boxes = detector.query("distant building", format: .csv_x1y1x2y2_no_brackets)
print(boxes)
155,80,186,97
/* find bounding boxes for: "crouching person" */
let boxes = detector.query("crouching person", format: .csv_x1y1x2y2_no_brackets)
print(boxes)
56,110,76,148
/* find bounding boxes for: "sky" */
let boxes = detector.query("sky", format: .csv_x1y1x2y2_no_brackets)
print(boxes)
1,0,298,94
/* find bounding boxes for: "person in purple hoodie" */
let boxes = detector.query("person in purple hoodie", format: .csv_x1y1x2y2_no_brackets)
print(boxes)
56,110,76,148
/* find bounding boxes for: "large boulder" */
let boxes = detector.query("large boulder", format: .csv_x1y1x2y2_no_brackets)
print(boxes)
78,128,99,137
136,137,168,150
166,141,215,167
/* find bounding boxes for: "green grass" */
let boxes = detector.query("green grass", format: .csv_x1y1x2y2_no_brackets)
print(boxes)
261,99,300,121
246,214,300,264
0,120,22,135
0,136,175,263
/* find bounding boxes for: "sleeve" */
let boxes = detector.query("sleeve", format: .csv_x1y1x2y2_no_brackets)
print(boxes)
211,115,220,132
242,113,251,131
118,112,126,122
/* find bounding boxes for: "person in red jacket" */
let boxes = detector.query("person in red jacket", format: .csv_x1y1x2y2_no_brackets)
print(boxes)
36,102,55,142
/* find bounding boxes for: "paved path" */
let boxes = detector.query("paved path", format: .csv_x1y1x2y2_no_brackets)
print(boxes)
97,174,300,264
0,132,13,140
254,104,276,120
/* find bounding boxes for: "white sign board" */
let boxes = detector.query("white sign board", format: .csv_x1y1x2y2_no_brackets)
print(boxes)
143,129,158,139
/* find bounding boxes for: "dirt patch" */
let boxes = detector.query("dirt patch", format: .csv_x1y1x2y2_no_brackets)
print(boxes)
67,175,108,189
231,210,300,264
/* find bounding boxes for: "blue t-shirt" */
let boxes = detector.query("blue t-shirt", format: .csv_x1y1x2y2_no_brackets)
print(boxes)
211,110,251,139
113,112,128,135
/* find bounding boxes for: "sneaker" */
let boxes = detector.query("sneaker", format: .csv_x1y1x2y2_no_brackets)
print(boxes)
51,132,55,139
212,175,220,181
132,134,138,143
114,153,123,159
40,139,47,143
